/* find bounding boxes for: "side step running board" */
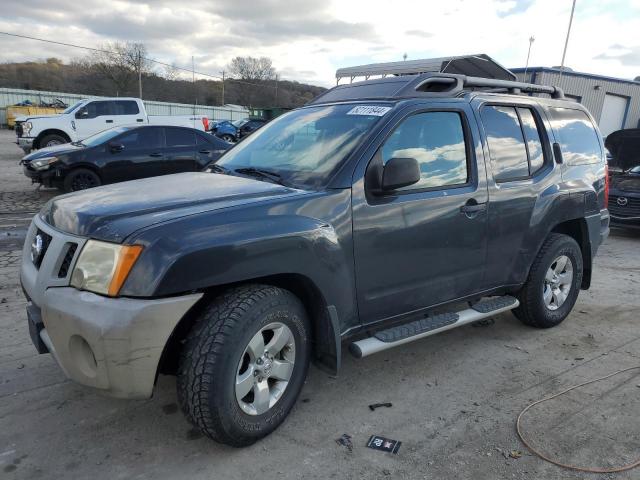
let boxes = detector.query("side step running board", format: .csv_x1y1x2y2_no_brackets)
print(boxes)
349,296,519,358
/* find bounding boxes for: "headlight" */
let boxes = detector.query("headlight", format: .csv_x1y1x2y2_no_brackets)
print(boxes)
22,122,32,134
30,156,59,170
70,240,143,296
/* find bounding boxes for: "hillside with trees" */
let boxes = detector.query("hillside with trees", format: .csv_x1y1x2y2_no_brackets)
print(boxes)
0,43,327,109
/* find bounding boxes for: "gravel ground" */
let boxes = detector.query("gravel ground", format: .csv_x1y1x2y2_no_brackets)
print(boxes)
0,129,639,480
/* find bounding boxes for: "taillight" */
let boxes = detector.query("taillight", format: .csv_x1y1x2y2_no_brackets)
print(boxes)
604,164,609,209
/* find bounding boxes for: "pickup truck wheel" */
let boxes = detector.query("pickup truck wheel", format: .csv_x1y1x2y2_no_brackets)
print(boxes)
514,233,583,328
177,284,310,447
63,168,101,192
40,133,68,148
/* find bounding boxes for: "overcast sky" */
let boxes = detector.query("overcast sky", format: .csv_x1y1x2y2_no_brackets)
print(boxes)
1,0,640,87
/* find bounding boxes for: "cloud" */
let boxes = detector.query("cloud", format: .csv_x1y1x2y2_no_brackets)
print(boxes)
405,30,433,38
594,45,640,66
496,0,534,17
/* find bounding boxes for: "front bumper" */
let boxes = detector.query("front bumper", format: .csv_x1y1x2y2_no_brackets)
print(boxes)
22,164,61,187
20,215,203,399
32,288,201,399
17,136,34,152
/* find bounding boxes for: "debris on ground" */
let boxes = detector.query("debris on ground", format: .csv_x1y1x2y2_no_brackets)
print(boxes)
504,344,529,354
367,435,402,454
335,434,353,452
509,450,523,459
369,402,393,411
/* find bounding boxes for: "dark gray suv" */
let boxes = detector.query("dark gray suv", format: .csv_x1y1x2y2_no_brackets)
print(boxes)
21,72,610,446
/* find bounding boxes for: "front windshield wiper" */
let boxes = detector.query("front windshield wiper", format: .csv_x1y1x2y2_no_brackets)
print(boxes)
208,163,232,175
233,167,289,186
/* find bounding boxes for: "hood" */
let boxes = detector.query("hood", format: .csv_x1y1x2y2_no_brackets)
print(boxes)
41,172,307,242
16,114,64,122
605,129,640,171
23,143,82,161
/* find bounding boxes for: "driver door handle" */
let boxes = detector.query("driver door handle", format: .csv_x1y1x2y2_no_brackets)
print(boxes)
460,201,487,218
149,152,163,157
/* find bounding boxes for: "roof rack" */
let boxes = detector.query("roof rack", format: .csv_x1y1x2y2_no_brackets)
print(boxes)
308,72,565,105
399,73,565,99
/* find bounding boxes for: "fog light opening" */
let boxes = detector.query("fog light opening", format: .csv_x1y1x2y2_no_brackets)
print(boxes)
68,335,98,378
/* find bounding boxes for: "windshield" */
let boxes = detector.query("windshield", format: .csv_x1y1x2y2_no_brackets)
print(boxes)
63,101,84,114
217,104,388,188
79,127,130,147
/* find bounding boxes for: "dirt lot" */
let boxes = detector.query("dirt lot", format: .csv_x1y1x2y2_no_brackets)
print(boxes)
0,128,639,480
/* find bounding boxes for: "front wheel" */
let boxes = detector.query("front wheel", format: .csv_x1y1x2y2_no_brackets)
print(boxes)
177,285,310,447
220,134,236,143
63,168,101,192
514,233,583,328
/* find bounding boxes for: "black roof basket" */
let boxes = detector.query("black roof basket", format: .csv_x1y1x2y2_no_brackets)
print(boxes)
404,73,565,99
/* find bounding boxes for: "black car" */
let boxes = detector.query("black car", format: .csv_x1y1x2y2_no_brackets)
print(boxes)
605,128,640,229
22,125,231,192
237,118,267,139
21,72,609,447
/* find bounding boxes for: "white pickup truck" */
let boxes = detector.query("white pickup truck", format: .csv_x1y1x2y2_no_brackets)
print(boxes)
15,97,209,153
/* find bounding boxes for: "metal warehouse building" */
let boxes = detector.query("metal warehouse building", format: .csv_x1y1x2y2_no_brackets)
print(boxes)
512,67,640,137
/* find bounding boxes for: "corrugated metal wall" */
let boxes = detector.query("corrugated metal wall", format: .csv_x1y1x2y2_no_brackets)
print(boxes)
514,70,640,130
0,87,249,126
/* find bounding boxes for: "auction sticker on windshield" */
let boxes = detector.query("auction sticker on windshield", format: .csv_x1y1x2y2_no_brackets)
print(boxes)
347,105,391,116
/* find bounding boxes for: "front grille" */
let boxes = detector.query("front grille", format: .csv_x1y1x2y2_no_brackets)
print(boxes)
609,195,640,218
15,122,23,137
57,243,78,278
31,229,52,268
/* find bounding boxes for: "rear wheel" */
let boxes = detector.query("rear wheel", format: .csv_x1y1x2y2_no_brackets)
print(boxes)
514,233,583,328
63,168,101,192
177,284,310,447
220,134,236,143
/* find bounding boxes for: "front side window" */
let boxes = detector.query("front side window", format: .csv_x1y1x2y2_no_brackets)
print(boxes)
85,101,114,118
549,107,602,165
380,111,468,190
118,128,162,149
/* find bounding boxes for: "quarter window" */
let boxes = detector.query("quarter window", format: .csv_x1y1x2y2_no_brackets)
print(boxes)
549,107,602,165
517,108,545,174
380,111,469,190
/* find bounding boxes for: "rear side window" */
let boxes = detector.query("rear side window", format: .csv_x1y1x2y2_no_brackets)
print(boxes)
481,105,548,181
114,101,140,115
549,107,602,165
380,111,468,190
166,128,196,147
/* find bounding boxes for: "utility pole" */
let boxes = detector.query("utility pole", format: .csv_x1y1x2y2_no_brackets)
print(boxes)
274,74,279,107
560,0,577,78
221,70,225,106
524,36,535,78
138,50,142,99
192,55,196,117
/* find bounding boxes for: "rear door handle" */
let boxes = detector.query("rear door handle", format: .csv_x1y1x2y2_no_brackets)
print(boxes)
199,149,211,154
136,119,144,122
149,152,163,157
553,142,563,164
105,119,113,123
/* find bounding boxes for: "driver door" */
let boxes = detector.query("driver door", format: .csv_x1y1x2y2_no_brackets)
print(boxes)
352,105,490,324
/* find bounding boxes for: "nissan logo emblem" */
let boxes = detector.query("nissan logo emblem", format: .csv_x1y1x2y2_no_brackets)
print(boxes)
30,234,43,263
617,197,628,207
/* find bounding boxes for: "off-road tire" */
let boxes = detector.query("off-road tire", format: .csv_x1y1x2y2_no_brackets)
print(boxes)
513,233,583,328
39,133,68,148
63,168,101,192
177,284,310,447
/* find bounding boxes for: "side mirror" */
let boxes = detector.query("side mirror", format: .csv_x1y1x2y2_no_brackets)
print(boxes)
381,157,421,191
109,142,124,153
75,107,88,119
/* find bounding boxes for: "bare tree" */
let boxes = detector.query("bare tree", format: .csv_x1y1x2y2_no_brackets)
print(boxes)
162,63,181,81
227,56,276,81
84,42,152,96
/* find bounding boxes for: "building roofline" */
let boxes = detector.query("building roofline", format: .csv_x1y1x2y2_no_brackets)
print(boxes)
511,67,640,86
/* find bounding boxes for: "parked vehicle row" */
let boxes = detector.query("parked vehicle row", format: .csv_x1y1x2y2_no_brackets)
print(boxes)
15,97,209,153
210,118,267,142
20,72,609,447
21,125,231,192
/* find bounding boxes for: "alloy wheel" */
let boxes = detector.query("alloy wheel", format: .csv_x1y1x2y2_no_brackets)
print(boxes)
543,255,573,311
